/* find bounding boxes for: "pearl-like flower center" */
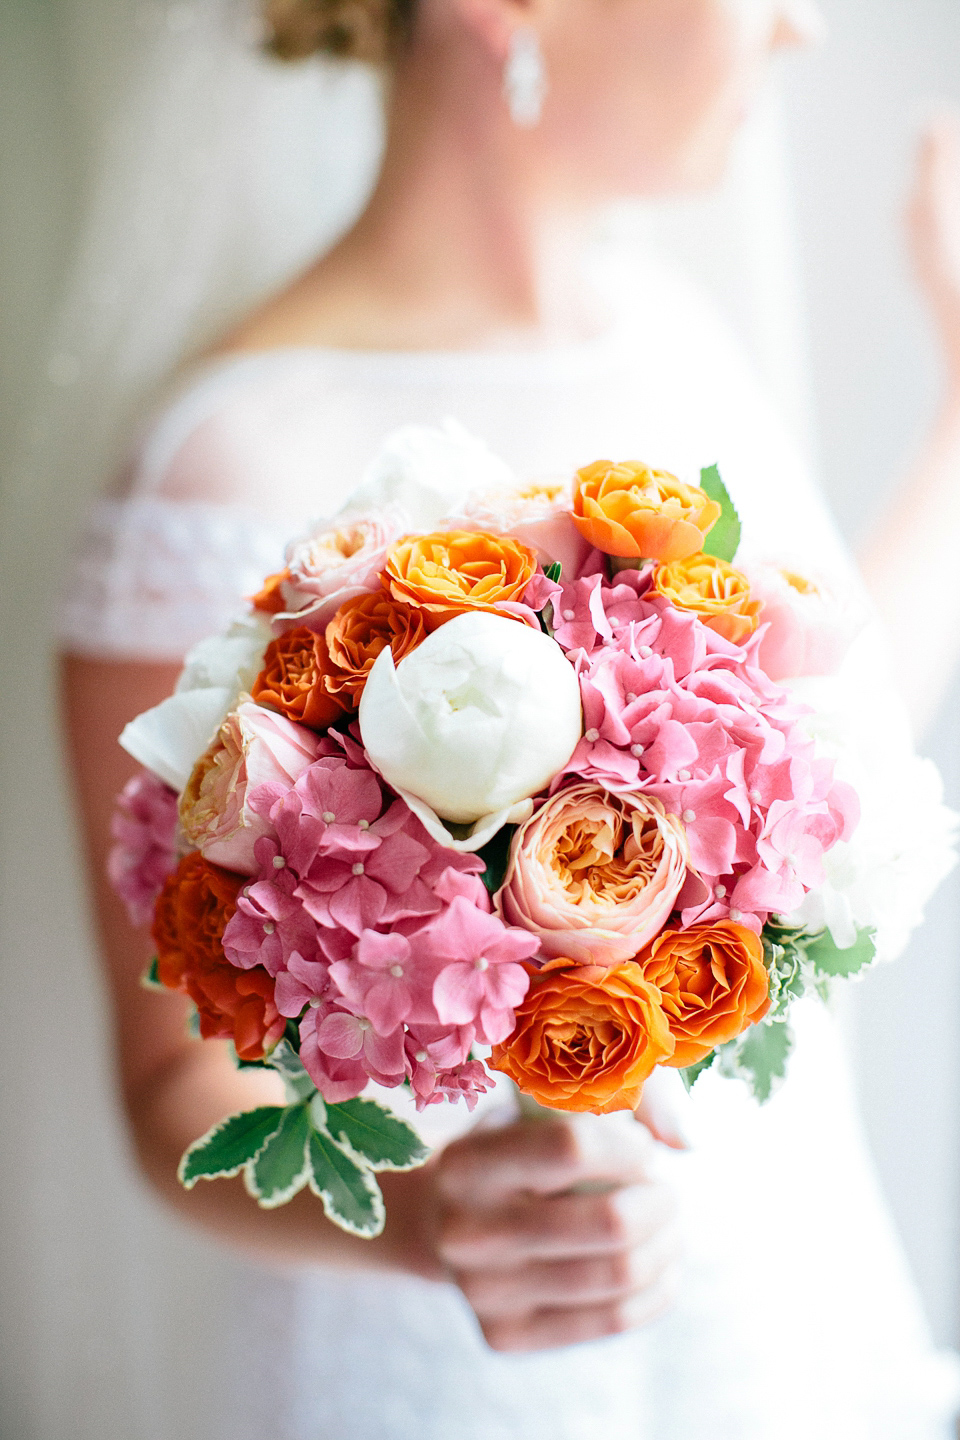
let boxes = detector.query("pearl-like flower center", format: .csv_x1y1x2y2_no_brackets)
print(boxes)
390,964,404,978
585,728,600,743
352,863,365,876
474,957,489,972
322,811,336,823
263,921,275,935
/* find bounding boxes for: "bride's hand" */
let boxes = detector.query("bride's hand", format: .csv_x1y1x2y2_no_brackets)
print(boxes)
430,1113,681,1352
907,113,960,388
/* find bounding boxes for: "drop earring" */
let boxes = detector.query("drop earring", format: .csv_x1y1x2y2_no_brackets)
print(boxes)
502,26,547,128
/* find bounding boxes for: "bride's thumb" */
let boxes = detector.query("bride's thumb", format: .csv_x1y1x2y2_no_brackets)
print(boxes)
634,1067,694,1152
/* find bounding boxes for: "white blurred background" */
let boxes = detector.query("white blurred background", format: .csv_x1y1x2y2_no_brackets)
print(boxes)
2,0,960,1433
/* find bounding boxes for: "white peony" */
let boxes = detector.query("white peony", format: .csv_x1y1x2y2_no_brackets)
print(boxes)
358,612,583,850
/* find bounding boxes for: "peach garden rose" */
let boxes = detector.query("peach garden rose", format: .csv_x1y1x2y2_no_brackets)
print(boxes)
495,782,690,964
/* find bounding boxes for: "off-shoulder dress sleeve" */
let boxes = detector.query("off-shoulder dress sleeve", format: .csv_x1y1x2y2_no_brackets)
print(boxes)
57,364,301,663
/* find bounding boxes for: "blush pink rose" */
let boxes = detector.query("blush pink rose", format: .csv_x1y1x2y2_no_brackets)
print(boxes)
277,510,408,630
179,701,321,875
495,782,690,964
454,482,593,581
745,563,864,682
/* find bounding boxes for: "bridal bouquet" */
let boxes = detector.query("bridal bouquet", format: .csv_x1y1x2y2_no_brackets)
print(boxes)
111,424,954,1236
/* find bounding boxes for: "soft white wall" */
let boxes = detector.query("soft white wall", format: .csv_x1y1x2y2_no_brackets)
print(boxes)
782,0,960,1349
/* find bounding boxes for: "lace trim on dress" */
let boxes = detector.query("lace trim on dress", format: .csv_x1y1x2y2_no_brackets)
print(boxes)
58,495,293,661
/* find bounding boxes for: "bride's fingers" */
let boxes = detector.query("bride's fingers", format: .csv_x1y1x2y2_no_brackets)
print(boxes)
479,1271,680,1353
455,1219,683,1318
633,1066,693,1151
436,1112,655,1206
438,1180,676,1269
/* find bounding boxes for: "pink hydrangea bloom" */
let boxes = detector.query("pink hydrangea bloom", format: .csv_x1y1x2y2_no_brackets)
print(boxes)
220,732,511,1100
419,897,537,1042
107,770,179,926
547,569,856,934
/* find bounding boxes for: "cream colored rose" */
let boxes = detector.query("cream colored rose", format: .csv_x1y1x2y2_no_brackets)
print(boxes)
179,700,320,874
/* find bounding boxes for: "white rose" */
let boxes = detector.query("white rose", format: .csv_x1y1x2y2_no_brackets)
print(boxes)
121,614,274,792
119,686,235,794
175,614,272,700
782,651,958,962
337,420,517,531
358,612,582,850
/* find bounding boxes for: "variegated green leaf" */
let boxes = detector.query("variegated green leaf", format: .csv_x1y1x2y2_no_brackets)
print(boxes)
246,1104,311,1207
178,1106,285,1188
325,1096,429,1173
307,1128,385,1238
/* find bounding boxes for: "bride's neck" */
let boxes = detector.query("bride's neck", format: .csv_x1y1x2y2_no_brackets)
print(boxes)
228,38,604,355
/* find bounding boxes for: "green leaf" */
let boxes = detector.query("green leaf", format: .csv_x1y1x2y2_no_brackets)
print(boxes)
178,1106,286,1188
266,1039,317,1102
699,464,741,563
805,926,876,979
543,561,563,583
324,1096,430,1173
141,955,164,991
246,1104,311,1207
679,1052,717,1094
307,1128,385,1238
725,1021,794,1103
479,824,517,896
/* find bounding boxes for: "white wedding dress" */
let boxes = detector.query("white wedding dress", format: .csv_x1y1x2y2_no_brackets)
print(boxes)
61,257,960,1439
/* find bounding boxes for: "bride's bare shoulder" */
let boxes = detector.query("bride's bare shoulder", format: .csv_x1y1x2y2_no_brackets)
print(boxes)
205,264,351,358
202,246,433,358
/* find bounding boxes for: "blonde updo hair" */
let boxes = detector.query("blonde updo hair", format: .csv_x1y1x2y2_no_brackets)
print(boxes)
264,0,416,63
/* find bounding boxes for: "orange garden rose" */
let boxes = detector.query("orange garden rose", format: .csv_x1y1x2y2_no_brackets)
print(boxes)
251,568,292,614
251,625,348,729
322,591,428,705
490,957,675,1114
637,921,770,1067
572,461,721,562
383,529,538,628
653,554,763,645
152,853,284,1061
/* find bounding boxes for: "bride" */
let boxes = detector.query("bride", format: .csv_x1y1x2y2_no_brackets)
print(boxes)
57,0,960,1434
